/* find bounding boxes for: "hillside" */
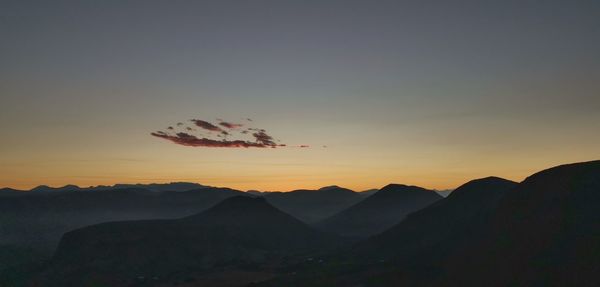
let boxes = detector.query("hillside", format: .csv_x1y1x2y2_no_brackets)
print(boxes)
315,184,442,238
37,196,339,286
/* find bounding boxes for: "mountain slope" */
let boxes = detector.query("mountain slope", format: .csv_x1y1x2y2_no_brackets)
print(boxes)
264,186,367,223
353,176,517,261
0,187,246,250
315,184,442,238
435,160,600,287
38,196,338,286
256,161,600,287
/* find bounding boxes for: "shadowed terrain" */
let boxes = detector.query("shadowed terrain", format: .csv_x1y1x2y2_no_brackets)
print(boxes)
2,161,599,287
315,184,443,238
34,196,341,286
257,161,600,287
262,185,370,223
434,160,600,287
0,186,246,250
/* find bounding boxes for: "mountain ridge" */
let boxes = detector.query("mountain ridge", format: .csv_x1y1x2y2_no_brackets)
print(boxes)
38,195,340,286
315,184,443,238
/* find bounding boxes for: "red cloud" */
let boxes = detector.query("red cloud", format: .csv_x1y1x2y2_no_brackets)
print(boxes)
151,132,276,148
152,118,310,149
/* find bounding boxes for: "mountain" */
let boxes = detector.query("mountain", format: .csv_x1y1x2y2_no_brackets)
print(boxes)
107,182,207,192
5,182,209,193
352,177,517,262
434,189,453,197
37,196,338,286
263,186,367,223
257,162,600,286
433,160,600,287
359,189,379,196
315,184,443,238
29,185,81,192
0,188,24,195
0,187,246,250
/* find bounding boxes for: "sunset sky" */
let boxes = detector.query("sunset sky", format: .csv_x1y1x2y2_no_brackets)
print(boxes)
1,0,599,191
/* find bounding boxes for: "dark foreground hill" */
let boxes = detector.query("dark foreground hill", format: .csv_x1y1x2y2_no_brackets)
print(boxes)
35,196,340,287
263,186,369,223
315,184,442,238
434,160,600,287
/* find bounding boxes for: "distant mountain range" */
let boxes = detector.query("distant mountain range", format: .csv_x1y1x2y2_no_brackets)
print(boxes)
1,182,209,193
0,184,372,251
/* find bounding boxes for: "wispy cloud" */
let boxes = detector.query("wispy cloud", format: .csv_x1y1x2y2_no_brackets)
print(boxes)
151,118,308,149
219,121,244,129
151,132,279,148
191,119,223,132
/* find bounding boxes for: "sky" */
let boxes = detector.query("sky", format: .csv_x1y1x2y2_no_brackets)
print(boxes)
1,0,599,191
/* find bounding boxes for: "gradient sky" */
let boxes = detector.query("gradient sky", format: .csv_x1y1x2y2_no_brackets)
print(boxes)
1,0,599,191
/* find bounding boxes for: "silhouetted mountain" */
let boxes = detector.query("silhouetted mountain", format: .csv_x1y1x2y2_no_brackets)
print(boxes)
359,189,379,196
107,182,208,192
353,177,516,262
246,190,265,196
0,188,24,195
434,189,453,197
433,160,600,287
38,196,338,286
262,161,599,287
0,187,246,250
9,182,208,193
29,185,81,192
263,186,366,223
315,184,443,238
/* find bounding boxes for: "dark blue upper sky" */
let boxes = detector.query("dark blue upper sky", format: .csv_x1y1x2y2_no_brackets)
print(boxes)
1,0,599,190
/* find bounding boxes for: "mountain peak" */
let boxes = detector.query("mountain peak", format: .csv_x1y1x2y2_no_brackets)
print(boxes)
381,183,410,190
522,160,600,186
378,184,439,196
185,195,280,221
448,176,517,200
318,185,342,191
316,184,442,237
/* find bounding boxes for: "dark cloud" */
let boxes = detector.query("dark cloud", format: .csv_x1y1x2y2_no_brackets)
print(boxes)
151,132,277,148
153,118,310,149
252,131,276,146
191,119,223,132
219,121,244,129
